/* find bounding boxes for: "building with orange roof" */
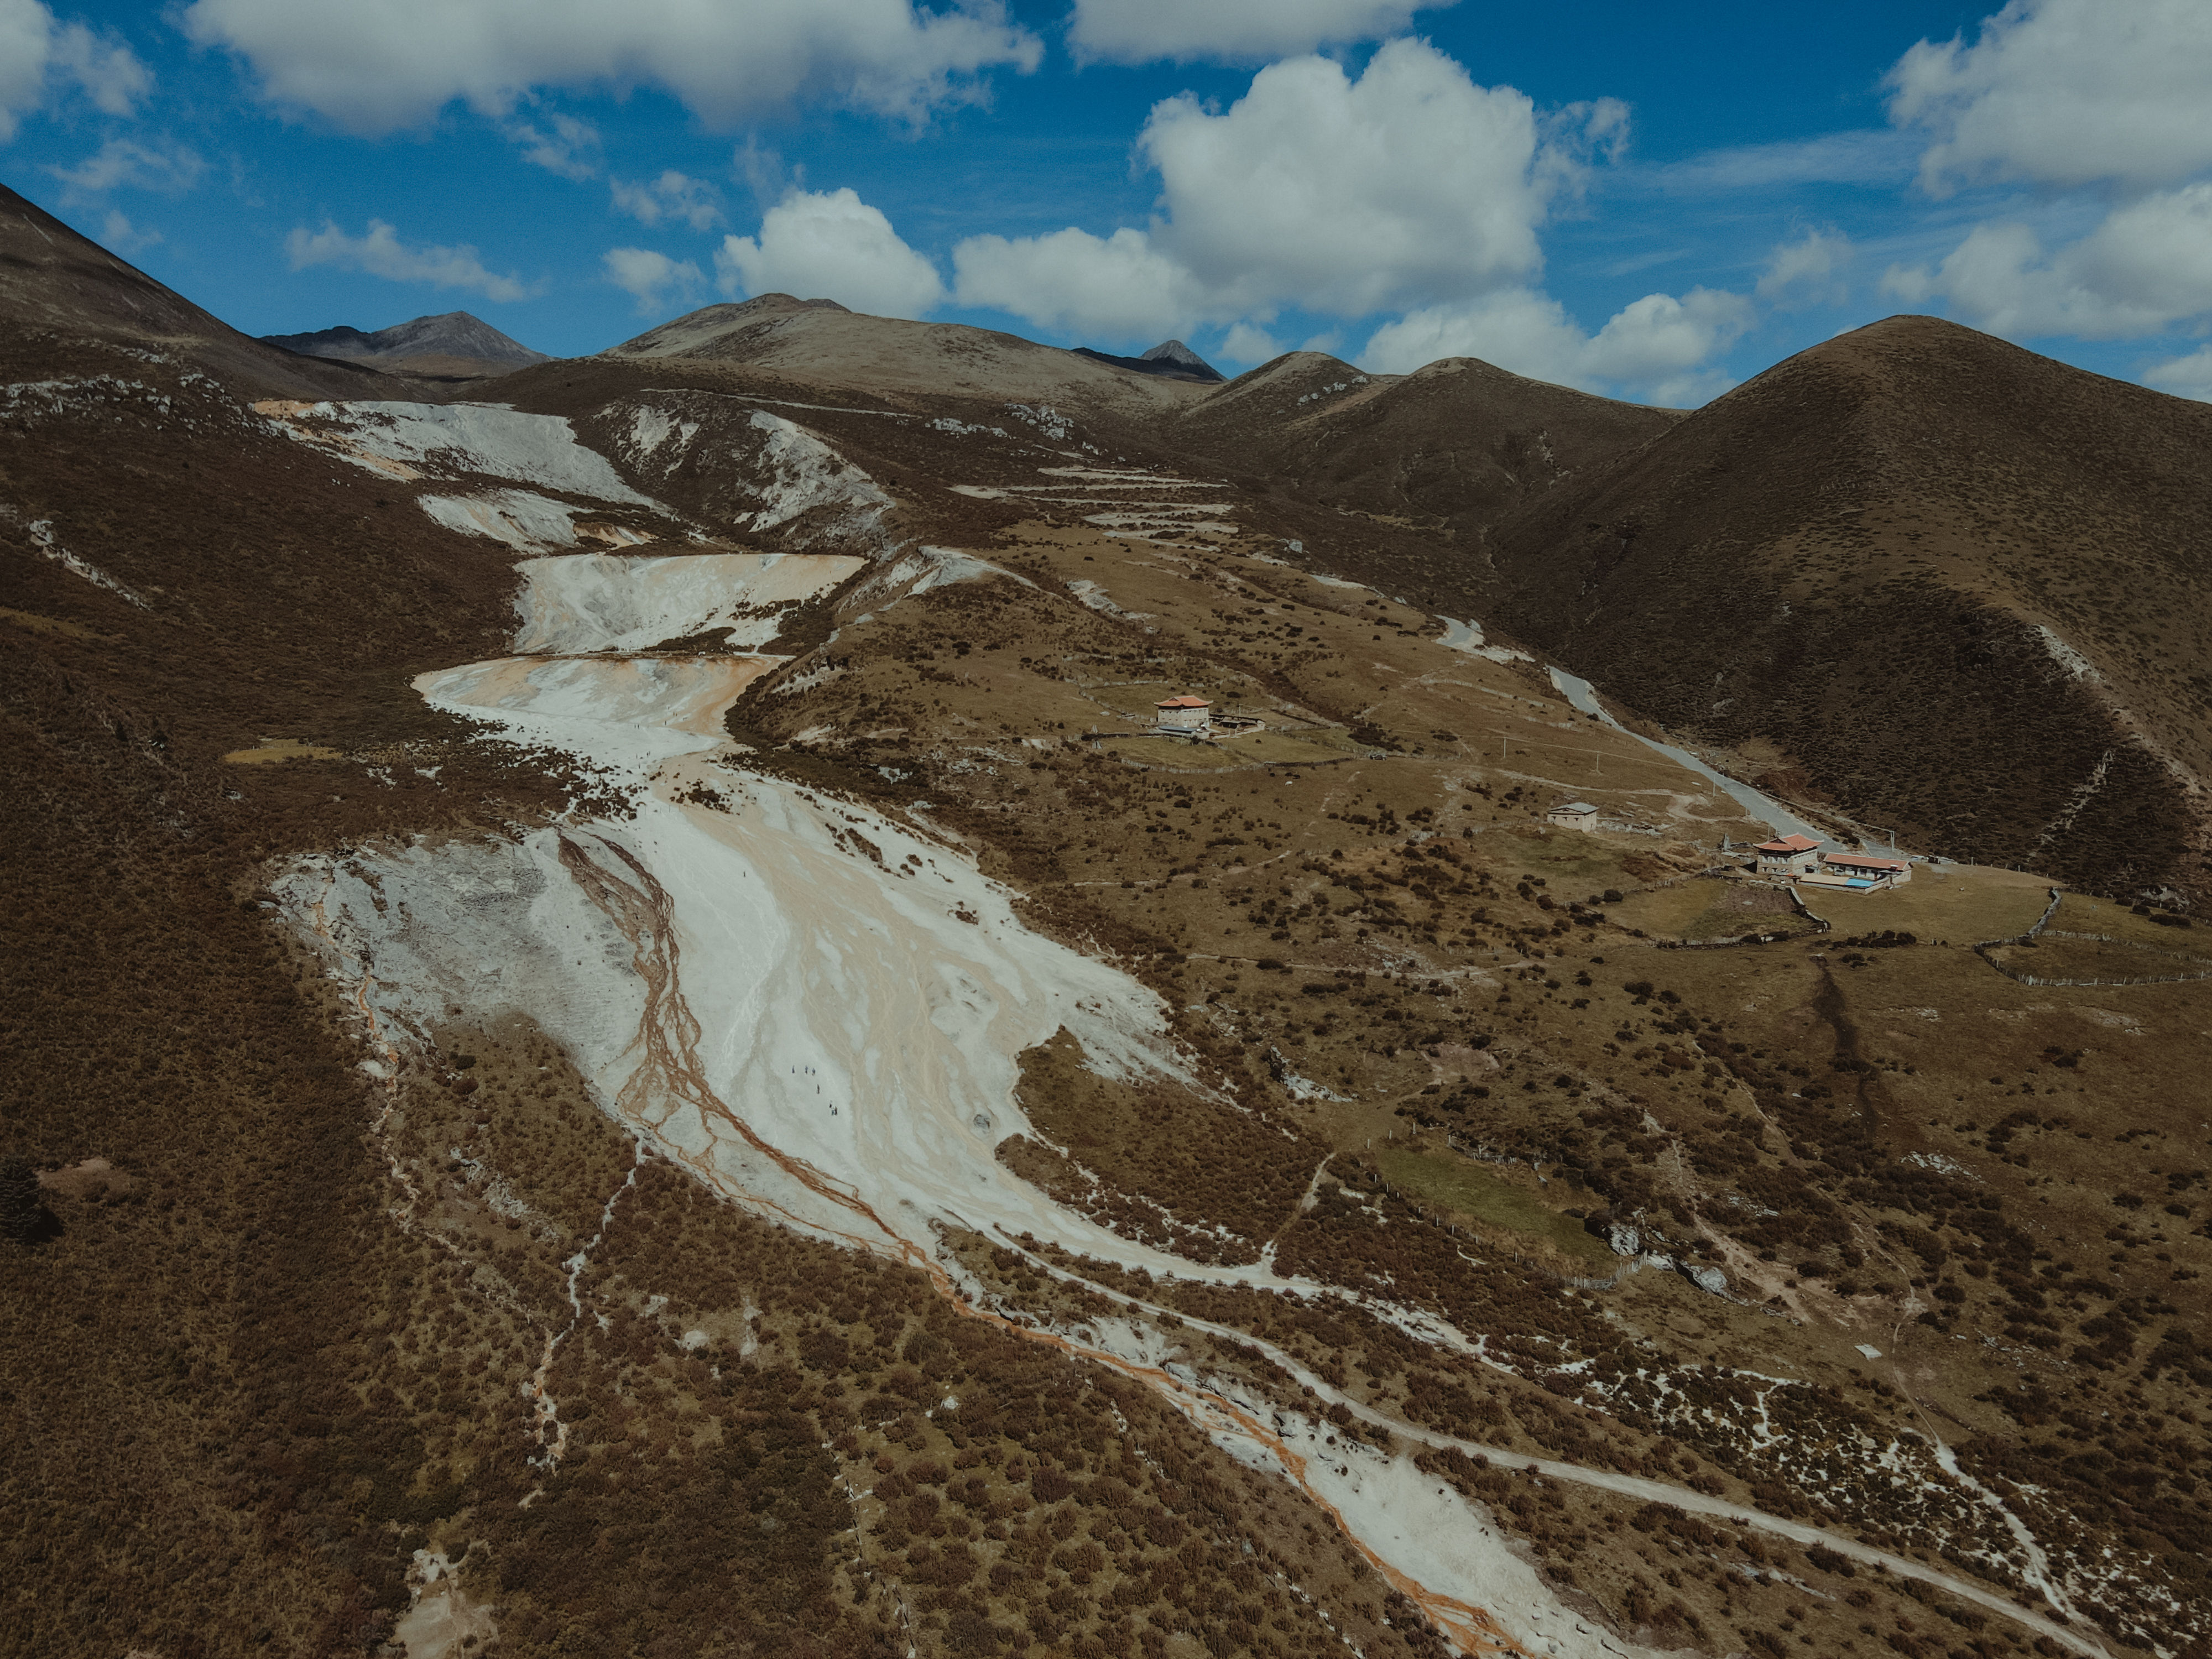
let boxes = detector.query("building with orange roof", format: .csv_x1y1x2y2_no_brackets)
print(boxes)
1752,833,1822,878
1154,694,1211,735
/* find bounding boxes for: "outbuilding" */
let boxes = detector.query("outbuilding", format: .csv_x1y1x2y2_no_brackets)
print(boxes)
1546,800,1599,832
1820,850,1912,887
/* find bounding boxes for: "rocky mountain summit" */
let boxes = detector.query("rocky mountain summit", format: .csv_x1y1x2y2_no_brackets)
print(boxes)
1072,337,1227,383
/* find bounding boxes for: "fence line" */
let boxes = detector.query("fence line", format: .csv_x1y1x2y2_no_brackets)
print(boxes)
1786,885,1833,933
1991,969,2212,988
1971,887,2212,987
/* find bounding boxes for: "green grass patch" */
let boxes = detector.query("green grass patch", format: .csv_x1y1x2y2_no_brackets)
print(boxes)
1373,1146,1615,1267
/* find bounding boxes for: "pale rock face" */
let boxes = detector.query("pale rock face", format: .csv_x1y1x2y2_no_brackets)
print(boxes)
510,551,865,654
586,393,894,548
418,488,593,550
256,399,660,503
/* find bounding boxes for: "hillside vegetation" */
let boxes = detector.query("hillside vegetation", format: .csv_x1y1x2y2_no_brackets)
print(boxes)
6,185,2210,1659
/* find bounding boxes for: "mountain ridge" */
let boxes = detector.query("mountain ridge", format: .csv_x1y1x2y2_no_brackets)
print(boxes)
260,310,550,380
0,182,406,400
1473,314,2212,895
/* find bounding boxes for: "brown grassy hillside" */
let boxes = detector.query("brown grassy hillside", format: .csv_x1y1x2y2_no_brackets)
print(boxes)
0,185,435,402
1473,316,2212,898
1175,351,1679,542
9,201,2212,1659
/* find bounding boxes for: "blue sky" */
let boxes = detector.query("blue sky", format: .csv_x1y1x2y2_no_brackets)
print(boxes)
6,0,2212,405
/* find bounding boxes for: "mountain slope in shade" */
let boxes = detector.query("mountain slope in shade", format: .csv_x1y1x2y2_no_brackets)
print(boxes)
0,185,393,400
1178,351,1676,529
262,310,551,381
1475,315,2212,896
1072,338,1225,383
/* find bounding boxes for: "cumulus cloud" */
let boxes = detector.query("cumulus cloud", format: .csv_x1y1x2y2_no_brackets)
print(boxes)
1217,321,1284,364
1144,41,1559,314
604,246,705,315
1067,0,1456,64
508,111,601,180
2143,346,2212,402
1888,0,2212,194
49,137,205,197
953,39,1599,340
181,0,1040,133
714,188,943,319
0,0,150,139
1882,184,2212,340
286,218,536,304
952,226,1202,339
612,170,723,231
1756,227,1852,305
1362,285,1753,405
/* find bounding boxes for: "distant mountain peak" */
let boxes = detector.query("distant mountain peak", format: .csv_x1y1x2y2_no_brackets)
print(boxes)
1070,340,1224,384
261,311,550,377
1141,339,1207,369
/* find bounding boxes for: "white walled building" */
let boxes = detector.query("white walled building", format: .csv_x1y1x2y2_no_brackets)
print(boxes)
1154,695,1211,734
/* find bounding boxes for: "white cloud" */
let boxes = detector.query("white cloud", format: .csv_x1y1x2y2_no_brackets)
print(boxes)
507,111,600,180
1882,184,2212,339
1067,0,1456,64
49,138,205,196
952,226,1203,340
0,0,48,139
1756,227,1852,305
1361,284,1752,405
48,19,148,114
612,170,723,232
952,39,1594,341
100,209,161,254
714,187,943,319
2143,346,2212,401
603,246,705,315
1216,321,1283,364
1888,0,2212,194
286,218,536,304
0,1,151,139
1652,129,1916,194
1142,41,1559,315
181,0,1041,134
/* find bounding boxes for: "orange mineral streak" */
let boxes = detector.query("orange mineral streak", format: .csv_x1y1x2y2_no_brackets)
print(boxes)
551,828,1533,1656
